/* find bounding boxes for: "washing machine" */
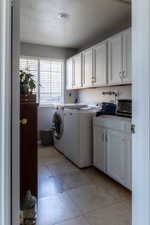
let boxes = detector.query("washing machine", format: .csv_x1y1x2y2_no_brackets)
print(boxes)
52,104,88,154
62,107,97,168
52,106,65,153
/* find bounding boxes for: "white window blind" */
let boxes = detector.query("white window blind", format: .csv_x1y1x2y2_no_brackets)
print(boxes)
40,59,63,104
20,57,64,105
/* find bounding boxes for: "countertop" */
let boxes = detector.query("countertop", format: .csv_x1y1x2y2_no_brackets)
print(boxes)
94,114,132,122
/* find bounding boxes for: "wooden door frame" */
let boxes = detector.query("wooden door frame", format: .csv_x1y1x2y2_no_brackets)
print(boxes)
1,0,150,225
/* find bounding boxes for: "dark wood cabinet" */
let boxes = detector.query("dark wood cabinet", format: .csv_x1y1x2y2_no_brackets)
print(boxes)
20,99,38,203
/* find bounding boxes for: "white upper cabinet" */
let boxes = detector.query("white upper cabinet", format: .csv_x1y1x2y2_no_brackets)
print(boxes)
82,48,93,87
122,29,132,83
108,33,123,85
66,58,73,90
93,41,108,86
66,28,132,90
73,53,82,89
108,28,132,85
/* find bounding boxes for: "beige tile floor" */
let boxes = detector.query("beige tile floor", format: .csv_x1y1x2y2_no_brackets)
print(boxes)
37,146,132,225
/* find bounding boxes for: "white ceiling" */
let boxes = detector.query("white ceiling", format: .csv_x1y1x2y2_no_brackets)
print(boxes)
20,0,131,48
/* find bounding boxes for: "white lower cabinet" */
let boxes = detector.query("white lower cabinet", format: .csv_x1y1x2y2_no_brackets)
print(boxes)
93,126,106,172
107,130,125,185
106,130,132,189
93,117,132,190
123,134,132,189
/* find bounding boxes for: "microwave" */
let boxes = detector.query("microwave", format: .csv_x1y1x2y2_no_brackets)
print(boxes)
116,99,132,117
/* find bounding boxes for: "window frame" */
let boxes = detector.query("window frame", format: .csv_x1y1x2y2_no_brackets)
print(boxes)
20,55,65,106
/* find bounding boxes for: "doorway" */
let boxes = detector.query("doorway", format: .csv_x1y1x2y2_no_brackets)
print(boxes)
2,2,148,224
19,1,132,225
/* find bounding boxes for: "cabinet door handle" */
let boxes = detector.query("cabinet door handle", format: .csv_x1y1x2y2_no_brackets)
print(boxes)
20,118,28,125
105,134,108,142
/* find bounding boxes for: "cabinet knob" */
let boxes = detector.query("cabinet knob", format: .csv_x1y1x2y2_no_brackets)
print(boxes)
20,118,28,125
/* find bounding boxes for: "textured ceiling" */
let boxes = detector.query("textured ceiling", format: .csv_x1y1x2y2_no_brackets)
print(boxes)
20,0,131,48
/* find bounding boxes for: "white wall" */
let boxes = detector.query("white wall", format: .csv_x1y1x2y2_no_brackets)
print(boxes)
20,42,77,59
78,85,132,104
37,85,131,135
38,106,56,135
20,42,78,133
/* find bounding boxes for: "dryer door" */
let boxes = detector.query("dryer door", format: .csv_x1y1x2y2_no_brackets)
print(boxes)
53,112,64,140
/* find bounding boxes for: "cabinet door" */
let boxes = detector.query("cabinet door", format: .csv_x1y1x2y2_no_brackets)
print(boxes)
123,134,132,190
20,103,38,202
73,53,82,88
108,34,123,85
66,58,73,90
122,29,132,83
93,42,107,86
106,129,125,185
82,48,93,87
93,126,106,172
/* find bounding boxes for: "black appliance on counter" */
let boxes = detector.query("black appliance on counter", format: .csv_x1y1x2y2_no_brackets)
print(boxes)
96,102,117,116
116,99,132,118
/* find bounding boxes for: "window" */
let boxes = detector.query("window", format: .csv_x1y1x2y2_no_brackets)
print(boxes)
20,57,64,105
20,58,38,95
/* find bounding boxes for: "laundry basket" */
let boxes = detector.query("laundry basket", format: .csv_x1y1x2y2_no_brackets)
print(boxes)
40,129,54,146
